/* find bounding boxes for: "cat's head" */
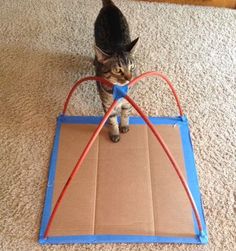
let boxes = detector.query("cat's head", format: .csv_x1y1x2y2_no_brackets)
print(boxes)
95,38,139,85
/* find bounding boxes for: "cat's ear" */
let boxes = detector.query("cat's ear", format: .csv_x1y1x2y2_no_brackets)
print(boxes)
94,45,111,64
125,37,139,54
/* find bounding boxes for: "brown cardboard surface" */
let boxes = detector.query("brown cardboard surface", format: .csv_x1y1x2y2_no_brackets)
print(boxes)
48,124,195,237
148,126,194,237
95,126,155,235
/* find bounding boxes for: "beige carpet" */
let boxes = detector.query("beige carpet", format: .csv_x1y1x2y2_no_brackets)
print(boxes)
0,0,235,250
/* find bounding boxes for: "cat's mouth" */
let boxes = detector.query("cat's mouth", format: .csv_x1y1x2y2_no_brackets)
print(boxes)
118,79,129,84
106,76,130,86
117,74,133,84
114,79,130,86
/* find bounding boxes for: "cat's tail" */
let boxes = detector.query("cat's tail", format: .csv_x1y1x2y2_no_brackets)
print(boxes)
102,0,114,6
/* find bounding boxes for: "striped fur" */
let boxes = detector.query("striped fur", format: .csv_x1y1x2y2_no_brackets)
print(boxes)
94,0,138,142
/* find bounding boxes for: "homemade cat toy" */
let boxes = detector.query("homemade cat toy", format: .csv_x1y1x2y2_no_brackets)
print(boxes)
39,72,208,245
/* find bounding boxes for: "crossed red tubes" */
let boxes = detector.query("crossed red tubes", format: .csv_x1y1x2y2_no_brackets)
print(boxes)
43,72,203,238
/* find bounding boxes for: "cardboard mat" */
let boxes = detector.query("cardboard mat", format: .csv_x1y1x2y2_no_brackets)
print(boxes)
39,116,208,244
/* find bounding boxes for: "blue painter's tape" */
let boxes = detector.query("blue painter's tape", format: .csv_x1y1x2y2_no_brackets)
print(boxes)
39,234,203,245
58,115,103,124
39,115,208,245
181,115,187,122
179,120,208,243
112,84,128,100
57,114,185,126
39,117,62,240
199,230,208,244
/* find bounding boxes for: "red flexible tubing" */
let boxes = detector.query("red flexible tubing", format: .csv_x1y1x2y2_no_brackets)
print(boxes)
62,72,183,117
43,100,118,238
44,72,202,238
125,94,203,233
63,76,113,115
128,71,184,117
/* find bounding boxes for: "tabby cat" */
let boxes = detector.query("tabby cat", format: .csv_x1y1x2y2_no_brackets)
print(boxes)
94,0,139,142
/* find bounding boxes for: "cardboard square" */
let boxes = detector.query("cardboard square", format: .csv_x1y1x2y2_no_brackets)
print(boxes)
39,116,207,244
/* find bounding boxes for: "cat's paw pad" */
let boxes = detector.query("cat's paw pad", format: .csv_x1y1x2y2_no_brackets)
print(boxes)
120,126,129,133
110,134,120,143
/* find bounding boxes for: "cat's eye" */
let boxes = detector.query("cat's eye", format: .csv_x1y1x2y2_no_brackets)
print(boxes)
113,68,123,74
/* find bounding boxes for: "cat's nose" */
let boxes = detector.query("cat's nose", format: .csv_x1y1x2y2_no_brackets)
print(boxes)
124,72,132,81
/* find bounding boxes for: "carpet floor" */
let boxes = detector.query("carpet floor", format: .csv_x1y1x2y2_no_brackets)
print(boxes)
0,0,235,250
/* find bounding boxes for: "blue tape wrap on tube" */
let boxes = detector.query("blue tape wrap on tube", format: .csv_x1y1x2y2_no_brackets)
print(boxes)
113,84,128,100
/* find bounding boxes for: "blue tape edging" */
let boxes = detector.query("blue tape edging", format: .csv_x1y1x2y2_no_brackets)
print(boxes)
39,115,208,245
57,114,185,125
39,117,62,239
39,234,203,245
179,119,208,244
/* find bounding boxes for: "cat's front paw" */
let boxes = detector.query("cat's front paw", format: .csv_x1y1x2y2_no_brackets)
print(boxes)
110,134,120,143
120,125,129,133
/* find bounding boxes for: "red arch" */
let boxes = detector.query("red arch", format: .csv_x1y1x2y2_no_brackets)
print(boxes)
128,71,184,116
63,72,183,116
125,94,202,234
63,76,113,115
44,100,118,238
44,73,203,239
